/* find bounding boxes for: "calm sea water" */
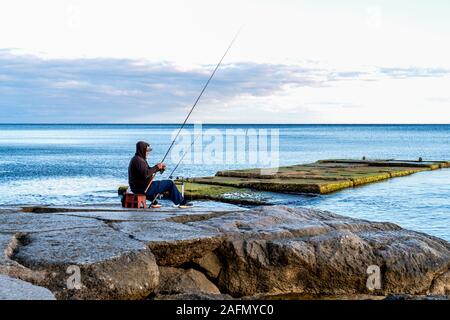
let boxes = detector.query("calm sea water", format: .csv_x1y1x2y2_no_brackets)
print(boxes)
0,124,449,240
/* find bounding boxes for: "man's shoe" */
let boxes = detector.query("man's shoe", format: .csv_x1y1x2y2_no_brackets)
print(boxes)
151,200,162,208
178,200,193,209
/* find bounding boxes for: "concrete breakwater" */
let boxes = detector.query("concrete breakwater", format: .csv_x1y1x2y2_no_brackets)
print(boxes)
177,159,450,204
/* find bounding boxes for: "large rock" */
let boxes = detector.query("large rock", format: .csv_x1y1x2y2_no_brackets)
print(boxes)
112,220,223,266
156,267,221,296
193,252,222,279
111,205,450,299
0,275,55,300
1,205,449,300
13,225,159,300
216,230,449,296
429,270,450,295
191,207,450,297
0,212,160,300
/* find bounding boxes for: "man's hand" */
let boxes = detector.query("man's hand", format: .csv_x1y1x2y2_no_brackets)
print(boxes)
156,163,166,172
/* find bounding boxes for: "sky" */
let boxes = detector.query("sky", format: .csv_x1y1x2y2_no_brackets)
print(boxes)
0,0,450,123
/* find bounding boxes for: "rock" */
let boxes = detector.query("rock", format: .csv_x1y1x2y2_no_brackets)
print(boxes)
0,233,20,268
429,270,450,295
12,225,159,300
193,252,222,279
0,275,55,300
51,210,171,222
111,205,450,298
0,212,100,233
202,207,450,297
112,220,223,266
0,233,47,283
1,205,449,300
157,267,220,295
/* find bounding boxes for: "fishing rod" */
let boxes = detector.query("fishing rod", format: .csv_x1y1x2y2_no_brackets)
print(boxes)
168,134,202,179
144,27,242,194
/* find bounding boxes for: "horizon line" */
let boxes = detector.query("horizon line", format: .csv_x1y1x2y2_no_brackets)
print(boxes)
1,123,450,126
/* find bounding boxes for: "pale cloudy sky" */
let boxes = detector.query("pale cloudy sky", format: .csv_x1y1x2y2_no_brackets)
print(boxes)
0,0,449,123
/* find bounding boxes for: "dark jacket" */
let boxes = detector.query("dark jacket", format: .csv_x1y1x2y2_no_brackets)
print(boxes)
128,141,159,193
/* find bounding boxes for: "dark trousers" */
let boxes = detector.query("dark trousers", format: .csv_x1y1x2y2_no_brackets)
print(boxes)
145,180,183,205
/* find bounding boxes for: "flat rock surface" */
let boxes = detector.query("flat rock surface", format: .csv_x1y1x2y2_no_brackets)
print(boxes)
14,225,149,265
0,275,55,300
113,220,220,242
0,212,100,233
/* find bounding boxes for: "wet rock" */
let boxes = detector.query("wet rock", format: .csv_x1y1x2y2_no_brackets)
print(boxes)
157,267,220,295
13,225,159,300
0,275,55,300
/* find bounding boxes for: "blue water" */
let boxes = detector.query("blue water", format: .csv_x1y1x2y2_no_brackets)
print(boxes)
0,124,449,240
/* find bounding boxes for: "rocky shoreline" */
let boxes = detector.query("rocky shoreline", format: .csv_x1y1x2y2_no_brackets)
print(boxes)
0,204,449,300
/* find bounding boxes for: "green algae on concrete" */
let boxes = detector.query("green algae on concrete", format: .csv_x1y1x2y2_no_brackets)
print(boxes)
318,159,450,169
191,176,354,194
175,181,268,205
192,159,449,195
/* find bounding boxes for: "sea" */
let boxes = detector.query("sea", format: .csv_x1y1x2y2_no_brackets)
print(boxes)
0,124,449,240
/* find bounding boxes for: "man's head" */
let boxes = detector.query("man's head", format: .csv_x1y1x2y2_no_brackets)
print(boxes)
136,141,152,159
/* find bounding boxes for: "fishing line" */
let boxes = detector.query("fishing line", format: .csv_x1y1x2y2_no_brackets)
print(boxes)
144,26,243,194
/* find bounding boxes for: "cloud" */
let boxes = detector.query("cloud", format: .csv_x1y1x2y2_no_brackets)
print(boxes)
1,49,449,123
378,67,450,79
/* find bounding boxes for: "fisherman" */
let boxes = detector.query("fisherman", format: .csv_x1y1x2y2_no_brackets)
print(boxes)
128,141,192,208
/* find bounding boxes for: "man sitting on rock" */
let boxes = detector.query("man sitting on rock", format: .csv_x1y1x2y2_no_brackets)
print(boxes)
128,141,192,208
